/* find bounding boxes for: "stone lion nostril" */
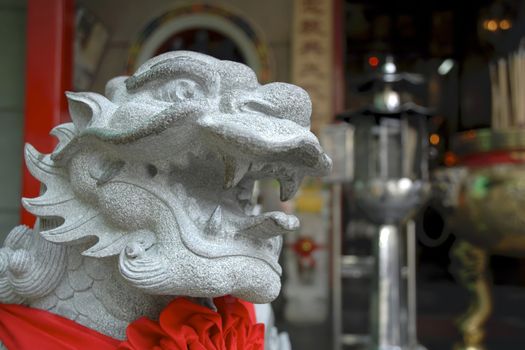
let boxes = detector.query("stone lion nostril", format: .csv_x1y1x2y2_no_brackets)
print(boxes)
125,242,144,259
146,164,158,178
241,100,279,117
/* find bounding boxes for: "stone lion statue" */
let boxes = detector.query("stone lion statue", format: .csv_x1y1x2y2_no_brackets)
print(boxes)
0,51,331,346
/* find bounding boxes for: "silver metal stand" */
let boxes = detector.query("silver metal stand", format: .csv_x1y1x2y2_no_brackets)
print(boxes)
373,225,402,349
322,111,430,349
407,221,418,350
331,219,422,350
371,222,421,350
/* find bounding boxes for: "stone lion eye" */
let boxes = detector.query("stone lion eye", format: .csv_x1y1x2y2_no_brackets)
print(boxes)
155,79,203,102
177,80,195,99
146,164,158,178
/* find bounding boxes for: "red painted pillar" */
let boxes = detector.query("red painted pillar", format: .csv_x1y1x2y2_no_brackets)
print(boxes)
21,0,74,225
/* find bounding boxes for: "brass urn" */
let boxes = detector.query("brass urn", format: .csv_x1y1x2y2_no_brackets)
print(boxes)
434,128,525,350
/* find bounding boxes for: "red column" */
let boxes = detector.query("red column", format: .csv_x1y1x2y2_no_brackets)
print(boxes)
21,0,74,225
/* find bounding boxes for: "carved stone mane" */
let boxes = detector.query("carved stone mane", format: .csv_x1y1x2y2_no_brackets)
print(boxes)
0,51,331,342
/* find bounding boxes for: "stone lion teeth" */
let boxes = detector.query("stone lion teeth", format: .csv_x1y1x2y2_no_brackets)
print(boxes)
222,155,249,189
278,173,302,201
266,237,282,256
240,212,299,239
236,179,255,201
205,205,223,236
274,238,283,255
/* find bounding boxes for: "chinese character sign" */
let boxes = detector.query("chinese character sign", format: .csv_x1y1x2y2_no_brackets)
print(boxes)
292,0,334,133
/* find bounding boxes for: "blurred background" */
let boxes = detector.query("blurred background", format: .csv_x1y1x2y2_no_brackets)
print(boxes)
2,0,525,349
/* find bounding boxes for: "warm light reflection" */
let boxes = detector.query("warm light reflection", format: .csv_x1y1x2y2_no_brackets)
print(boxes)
430,133,440,145
368,56,379,68
500,19,512,30
444,152,458,167
483,18,512,32
464,130,477,140
486,19,498,32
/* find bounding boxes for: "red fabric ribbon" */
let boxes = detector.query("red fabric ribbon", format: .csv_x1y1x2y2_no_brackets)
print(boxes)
0,303,119,350
0,296,264,350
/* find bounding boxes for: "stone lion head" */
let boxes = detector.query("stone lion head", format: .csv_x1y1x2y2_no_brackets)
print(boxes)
22,51,331,304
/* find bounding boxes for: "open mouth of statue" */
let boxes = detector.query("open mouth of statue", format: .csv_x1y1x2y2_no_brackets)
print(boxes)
177,157,305,276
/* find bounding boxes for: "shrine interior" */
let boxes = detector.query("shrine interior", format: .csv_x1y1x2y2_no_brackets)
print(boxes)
2,0,525,349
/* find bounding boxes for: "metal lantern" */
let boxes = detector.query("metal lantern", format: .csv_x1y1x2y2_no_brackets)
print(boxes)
339,68,431,350
350,111,430,224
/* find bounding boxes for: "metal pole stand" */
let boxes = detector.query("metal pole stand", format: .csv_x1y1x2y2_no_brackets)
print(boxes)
371,222,426,350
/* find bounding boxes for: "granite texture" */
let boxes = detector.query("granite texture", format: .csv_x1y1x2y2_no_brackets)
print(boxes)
0,51,331,346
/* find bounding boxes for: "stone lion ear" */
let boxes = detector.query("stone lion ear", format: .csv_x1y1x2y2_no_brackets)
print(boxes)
105,76,128,103
65,91,116,131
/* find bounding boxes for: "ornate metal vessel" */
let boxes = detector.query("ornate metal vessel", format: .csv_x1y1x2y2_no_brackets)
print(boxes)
434,128,525,350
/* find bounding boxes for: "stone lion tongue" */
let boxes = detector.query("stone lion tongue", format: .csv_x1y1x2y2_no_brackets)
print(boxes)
239,211,299,239
205,207,299,240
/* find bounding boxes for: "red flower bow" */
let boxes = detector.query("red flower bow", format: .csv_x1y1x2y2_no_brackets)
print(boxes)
0,296,265,350
119,296,265,350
